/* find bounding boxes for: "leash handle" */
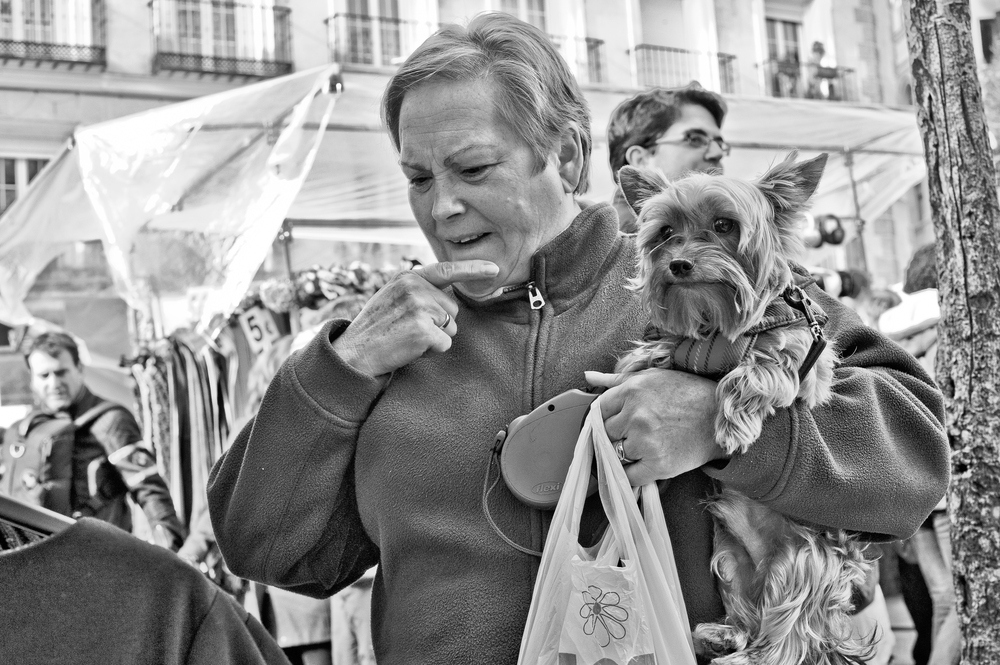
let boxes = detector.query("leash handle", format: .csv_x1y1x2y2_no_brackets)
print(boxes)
482,430,543,558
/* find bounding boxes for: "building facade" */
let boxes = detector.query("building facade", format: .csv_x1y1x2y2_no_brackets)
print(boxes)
0,0,940,403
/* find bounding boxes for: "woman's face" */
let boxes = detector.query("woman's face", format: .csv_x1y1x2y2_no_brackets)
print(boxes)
398,78,576,297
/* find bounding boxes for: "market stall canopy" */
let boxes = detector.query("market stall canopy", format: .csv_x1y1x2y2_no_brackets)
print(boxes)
0,67,925,332
0,65,339,329
291,72,927,229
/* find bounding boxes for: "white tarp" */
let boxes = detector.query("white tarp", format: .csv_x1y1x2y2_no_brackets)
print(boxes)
0,68,925,331
288,72,926,227
0,65,339,330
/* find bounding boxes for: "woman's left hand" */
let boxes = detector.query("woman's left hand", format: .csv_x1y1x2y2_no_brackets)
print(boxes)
585,368,728,486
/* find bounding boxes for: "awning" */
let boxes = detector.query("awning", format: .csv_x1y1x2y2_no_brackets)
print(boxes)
0,67,925,332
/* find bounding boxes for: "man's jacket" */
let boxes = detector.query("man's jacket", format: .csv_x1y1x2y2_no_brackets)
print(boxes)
36,387,184,548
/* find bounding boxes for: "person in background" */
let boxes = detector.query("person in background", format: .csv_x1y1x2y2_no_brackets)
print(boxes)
606,82,728,231
12,331,184,549
879,243,960,665
208,13,949,664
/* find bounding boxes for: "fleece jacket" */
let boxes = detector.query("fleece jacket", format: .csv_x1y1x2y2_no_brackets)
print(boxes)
208,201,949,665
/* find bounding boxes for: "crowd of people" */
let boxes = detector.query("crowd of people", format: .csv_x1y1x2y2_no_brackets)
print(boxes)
0,11,954,665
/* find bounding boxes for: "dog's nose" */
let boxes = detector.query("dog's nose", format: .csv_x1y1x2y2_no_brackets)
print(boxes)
669,259,694,276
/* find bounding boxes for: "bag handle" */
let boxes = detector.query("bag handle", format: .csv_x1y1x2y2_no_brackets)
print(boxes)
586,403,697,661
588,404,643,564
545,403,600,541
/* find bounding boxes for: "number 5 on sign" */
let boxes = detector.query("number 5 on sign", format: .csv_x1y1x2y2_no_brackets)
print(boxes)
238,306,280,353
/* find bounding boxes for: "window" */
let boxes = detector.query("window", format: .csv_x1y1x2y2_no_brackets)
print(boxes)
22,0,53,43
766,18,801,63
1,0,14,40
982,18,994,65
497,0,546,32
766,18,802,98
346,0,374,64
1,159,14,215
378,0,400,65
177,0,202,54
26,158,46,182
0,157,49,217
213,1,237,59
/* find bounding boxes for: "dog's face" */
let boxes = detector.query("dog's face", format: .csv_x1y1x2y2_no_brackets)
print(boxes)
619,152,827,339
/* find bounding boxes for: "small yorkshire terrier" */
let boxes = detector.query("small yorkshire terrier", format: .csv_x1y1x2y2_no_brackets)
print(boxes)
616,153,875,665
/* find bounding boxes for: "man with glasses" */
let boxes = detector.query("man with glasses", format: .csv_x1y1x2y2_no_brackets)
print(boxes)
607,83,729,232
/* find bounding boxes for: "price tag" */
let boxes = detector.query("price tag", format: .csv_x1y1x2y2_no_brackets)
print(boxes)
238,306,280,354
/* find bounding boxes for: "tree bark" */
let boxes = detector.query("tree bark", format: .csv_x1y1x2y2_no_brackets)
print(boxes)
907,1,1000,662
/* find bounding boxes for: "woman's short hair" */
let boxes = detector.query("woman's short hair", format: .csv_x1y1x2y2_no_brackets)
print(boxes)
607,83,728,182
382,11,592,194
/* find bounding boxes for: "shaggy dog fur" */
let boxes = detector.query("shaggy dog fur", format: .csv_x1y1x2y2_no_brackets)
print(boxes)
615,153,875,665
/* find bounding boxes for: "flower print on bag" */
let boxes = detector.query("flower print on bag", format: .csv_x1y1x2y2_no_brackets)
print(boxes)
579,585,630,647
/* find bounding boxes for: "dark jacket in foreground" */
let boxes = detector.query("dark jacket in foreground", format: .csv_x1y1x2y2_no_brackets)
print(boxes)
0,517,289,664
209,202,949,665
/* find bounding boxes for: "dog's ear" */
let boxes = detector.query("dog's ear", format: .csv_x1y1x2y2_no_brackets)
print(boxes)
755,152,828,215
618,166,670,216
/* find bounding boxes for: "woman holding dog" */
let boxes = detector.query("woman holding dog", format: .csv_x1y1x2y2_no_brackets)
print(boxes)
209,13,949,664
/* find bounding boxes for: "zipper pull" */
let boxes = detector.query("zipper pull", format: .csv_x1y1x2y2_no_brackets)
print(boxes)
526,282,545,310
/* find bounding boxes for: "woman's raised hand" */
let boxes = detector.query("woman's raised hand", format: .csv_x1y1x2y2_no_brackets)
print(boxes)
332,260,499,377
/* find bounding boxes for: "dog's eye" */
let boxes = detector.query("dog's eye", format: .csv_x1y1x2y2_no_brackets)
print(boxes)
713,218,736,234
657,226,674,242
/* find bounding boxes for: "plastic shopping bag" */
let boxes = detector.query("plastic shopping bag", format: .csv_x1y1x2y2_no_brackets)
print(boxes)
518,403,697,665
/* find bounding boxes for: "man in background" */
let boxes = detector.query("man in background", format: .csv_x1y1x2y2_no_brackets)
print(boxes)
606,82,729,231
16,331,184,548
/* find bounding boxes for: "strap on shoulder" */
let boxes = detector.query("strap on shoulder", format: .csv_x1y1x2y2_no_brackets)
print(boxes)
73,401,123,430
16,411,67,440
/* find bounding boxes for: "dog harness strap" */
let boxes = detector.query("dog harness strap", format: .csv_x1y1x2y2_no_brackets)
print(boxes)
673,332,755,380
672,288,829,383
781,285,828,382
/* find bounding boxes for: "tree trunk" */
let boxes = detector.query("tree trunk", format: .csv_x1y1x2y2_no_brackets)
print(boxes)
907,1,1000,662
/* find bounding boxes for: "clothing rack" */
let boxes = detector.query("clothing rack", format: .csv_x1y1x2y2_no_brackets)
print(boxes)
0,495,74,540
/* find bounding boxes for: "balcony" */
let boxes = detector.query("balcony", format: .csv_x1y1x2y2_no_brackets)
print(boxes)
326,13,607,86
633,44,737,94
759,58,858,102
325,13,437,68
0,0,106,68
150,0,292,79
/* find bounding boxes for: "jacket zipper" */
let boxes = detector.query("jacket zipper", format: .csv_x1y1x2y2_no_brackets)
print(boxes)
526,281,545,310
497,281,546,310
526,278,546,558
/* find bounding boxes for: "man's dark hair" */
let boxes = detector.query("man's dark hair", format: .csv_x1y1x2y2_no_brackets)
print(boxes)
25,331,80,367
607,83,727,182
903,243,937,294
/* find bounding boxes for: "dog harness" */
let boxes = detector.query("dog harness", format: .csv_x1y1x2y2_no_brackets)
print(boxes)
667,285,829,382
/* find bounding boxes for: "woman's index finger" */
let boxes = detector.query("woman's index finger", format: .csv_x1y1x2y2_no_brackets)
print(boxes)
412,261,499,288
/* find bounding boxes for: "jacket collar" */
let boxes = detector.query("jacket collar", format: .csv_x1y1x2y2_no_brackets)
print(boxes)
455,201,627,315
65,386,101,420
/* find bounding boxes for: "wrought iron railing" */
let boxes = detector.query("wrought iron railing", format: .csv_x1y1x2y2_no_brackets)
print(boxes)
633,44,737,94
326,13,607,86
325,13,437,68
758,58,858,102
0,0,106,66
150,0,292,78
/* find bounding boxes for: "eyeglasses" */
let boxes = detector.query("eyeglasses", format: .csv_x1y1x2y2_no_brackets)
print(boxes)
653,130,731,157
